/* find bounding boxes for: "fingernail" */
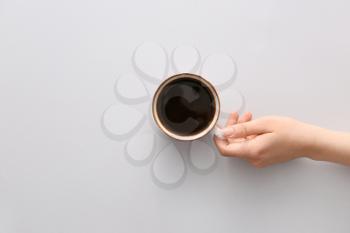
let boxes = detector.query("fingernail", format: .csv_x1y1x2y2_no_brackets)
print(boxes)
222,126,235,137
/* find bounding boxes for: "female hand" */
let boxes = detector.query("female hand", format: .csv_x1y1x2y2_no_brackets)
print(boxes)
213,113,341,167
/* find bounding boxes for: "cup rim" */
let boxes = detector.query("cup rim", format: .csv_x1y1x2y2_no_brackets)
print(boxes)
152,73,220,141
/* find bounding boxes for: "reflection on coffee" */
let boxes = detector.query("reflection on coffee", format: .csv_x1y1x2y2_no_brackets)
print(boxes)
156,77,216,136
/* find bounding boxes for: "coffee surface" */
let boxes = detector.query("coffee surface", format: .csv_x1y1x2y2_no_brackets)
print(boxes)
156,78,216,136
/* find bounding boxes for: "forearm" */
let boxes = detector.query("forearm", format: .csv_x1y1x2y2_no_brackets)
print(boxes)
306,126,350,165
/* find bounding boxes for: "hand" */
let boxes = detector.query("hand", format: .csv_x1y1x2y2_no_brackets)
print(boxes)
213,114,319,168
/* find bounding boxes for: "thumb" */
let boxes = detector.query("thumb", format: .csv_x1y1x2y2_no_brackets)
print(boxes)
222,118,271,138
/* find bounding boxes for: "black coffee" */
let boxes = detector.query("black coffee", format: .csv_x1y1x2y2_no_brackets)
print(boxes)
156,77,216,136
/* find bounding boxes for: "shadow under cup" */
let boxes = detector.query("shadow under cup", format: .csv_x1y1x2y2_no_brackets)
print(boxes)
152,73,220,141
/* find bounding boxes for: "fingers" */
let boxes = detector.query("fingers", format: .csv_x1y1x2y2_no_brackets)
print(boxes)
238,112,256,140
224,112,251,128
214,135,250,157
213,136,228,150
214,111,265,158
213,136,237,157
214,112,241,140
238,112,252,123
223,118,271,138
225,112,239,127
227,112,252,143
213,136,230,156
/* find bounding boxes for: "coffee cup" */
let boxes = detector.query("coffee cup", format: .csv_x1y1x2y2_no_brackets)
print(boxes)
152,73,220,141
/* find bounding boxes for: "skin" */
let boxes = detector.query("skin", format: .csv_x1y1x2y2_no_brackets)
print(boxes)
213,112,350,168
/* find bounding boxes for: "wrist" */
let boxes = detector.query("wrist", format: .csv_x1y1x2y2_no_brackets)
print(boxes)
298,123,332,160
303,126,336,161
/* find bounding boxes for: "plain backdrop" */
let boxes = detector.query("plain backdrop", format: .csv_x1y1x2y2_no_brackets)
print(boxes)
1,0,350,232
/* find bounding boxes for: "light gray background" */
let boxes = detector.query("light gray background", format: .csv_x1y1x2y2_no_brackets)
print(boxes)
1,0,350,232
